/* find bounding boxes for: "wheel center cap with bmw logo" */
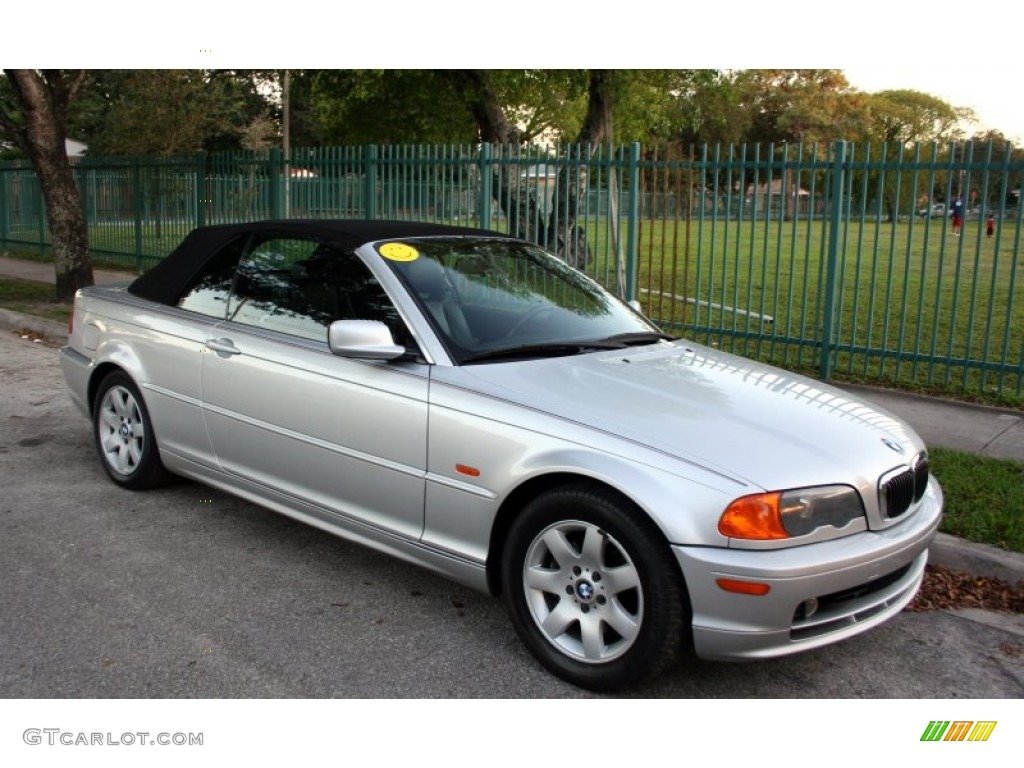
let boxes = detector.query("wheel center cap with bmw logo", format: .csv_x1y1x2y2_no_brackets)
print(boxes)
576,581,594,600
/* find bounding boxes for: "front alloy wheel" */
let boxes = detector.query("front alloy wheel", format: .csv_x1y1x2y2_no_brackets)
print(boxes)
523,520,643,663
502,484,689,691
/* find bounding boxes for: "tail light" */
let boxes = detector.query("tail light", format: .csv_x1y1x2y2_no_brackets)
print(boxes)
68,292,79,335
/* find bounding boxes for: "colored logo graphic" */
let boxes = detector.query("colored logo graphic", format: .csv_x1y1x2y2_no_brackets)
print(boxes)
379,242,420,262
921,721,997,742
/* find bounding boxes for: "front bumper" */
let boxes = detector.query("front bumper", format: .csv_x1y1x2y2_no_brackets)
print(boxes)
673,477,943,660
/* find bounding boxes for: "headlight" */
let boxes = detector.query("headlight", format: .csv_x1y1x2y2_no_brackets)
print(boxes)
718,485,865,540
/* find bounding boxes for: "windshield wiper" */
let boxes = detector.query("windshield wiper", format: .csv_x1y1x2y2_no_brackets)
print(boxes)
597,331,675,346
461,341,626,364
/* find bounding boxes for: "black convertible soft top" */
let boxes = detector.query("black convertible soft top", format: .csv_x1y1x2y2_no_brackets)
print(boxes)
129,219,505,306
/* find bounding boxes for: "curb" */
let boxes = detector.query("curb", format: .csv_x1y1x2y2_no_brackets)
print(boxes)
0,307,68,342
928,532,1024,585
841,381,1024,420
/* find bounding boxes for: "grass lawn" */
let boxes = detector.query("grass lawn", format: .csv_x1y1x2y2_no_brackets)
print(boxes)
0,275,71,323
930,447,1024,553
599,216,1024,408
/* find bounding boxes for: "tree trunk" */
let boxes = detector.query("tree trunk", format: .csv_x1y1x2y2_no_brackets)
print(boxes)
3,70,93,301
457,69,618,273
453,70,548,241
784,168,796,221
547,71,617,272
34,144,92,300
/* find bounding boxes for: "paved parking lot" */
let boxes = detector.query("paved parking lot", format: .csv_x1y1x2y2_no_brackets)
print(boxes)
1,330,1022,698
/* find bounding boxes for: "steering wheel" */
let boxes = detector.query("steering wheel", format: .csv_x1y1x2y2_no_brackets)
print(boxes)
504,305,557,339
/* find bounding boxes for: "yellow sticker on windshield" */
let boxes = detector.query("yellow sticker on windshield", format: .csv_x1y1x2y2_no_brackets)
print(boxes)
379,242,420,262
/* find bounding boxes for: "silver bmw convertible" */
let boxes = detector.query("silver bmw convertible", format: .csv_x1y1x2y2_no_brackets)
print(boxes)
60,220,943,690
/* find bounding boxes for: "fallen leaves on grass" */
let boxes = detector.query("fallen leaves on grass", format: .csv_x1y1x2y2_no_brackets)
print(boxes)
11,328,57,347
907,564,1024,614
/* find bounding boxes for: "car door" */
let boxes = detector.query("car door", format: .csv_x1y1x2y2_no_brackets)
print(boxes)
132,233,250,470
199,234,430,540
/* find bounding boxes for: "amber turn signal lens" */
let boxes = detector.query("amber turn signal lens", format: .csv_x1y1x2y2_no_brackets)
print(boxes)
718,492,788,540
716,578,771,595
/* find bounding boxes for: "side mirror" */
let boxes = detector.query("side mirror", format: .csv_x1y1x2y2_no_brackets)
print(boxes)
328,320,406,360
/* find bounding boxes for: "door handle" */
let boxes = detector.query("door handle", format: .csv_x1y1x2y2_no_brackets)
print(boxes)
205,338,241,356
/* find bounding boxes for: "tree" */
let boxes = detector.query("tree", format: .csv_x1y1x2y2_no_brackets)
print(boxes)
736,69,869,145
652,70,749,147
307,70,480,145
80,70,269,156
455,69,626,270
865,89,970,145
302,69,597,146
0,70,93,300
859,89,972,220
959,129,1023,213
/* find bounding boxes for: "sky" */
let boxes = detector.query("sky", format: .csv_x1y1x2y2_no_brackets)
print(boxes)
844,68,1023,144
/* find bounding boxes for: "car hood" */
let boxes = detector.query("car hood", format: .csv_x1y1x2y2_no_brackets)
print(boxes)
449,340,923,490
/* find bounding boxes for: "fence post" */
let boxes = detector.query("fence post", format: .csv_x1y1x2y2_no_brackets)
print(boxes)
364,145,378,220
35,174,46,257
75,162,88,251
132,158,144,272
477,143,493,229
87,168,97,223
625,142,642,302
0,169,8,248
195,152,206,228
269,148,283,219
819,140,847,380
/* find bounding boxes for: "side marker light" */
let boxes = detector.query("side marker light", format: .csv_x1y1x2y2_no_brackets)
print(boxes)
716,578,771,596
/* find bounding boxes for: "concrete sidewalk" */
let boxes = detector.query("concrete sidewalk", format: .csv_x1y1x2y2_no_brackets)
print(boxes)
2,254,1022,585
0,256,135,339
841,383,1024,463
0,255,133,286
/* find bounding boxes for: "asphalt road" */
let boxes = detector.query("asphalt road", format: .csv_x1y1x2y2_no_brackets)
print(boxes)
1,330,1022,698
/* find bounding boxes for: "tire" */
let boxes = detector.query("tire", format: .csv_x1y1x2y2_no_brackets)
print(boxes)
501,483,689,691
92,370,170,490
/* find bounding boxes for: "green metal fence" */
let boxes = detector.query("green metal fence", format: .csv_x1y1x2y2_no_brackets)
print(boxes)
1,141,1022,402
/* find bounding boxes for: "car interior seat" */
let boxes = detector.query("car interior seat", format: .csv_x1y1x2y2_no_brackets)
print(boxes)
400,257,476,349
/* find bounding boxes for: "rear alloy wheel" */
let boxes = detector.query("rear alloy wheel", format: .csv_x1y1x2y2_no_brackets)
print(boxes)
92,371,170,490
502,484,688,690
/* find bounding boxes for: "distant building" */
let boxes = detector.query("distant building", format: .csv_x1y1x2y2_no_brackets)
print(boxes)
746,178,810,214
521,164,560,214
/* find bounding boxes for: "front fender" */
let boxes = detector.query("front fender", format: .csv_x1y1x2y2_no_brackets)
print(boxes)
422,414,745,570
510,446,741,547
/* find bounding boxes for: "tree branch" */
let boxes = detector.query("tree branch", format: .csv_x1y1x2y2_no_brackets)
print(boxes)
1,70,33,151
577,70,614,145
450,70,520,145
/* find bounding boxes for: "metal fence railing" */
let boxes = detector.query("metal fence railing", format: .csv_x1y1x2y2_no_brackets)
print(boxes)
1,141,1022,401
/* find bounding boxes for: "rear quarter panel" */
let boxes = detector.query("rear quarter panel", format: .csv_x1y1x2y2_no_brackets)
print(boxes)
67,287,219,469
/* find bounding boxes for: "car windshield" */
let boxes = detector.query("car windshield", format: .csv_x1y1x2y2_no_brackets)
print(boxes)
378,237,666,363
